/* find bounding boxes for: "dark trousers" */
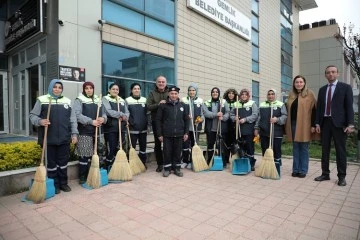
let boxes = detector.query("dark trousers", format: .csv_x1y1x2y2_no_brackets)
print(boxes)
260,136,282,161
240,134,256,166
163,137,183,171
130,132,147,164
321,117,347,179
47,144,70,188
206,131,226,166
224,131,234,164
152,120,163,166
182,131,197,164
104,131,125,164
79,156,90,178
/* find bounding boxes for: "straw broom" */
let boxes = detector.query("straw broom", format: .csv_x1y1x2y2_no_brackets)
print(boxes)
26,97,52,203
108,100,132,181
126,124,145,175
189,100,208,172
255,104,279,179
86,94,102,188
229,96,240,171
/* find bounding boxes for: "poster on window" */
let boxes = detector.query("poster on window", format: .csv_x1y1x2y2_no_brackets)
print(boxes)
59,65,85,82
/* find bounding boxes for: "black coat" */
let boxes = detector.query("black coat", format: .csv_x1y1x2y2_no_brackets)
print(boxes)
315,81,354,128
156,98,189,137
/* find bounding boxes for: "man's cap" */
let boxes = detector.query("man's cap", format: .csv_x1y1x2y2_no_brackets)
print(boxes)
169,86,180,93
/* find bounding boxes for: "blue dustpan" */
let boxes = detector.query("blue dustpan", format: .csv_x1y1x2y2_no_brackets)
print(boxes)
210,156,223,171
232,157,251,175
100,168,108,186
23,177,55,202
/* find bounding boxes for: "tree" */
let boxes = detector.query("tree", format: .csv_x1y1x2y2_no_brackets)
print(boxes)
334,23,360,80
334,23,360,160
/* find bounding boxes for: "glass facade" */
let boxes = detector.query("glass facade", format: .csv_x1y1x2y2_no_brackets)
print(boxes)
252,80,259,106
103,0,175,43
251,0,259,73
102,43,175,97
280,0,293,92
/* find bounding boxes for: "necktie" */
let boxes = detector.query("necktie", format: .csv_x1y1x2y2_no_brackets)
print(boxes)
326,83,333,116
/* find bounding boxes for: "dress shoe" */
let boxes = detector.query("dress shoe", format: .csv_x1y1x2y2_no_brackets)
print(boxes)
338,178,346,186
292,172,299,177
174,170,183,177
156,165,163,172
298,173,306,178
60,184,72,192
55,187,60,194
314,175,330,181
163,171,170,177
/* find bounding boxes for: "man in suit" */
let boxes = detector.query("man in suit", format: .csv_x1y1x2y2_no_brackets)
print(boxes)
314,65,355,186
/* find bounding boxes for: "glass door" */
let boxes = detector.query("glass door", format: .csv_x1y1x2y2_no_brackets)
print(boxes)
11,71,27,135
0,72,9,133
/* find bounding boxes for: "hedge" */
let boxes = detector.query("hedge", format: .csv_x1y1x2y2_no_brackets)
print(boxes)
0,142,78,172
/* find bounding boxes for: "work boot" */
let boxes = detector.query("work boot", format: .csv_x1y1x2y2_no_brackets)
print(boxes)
174,169,183,177
79,176,86,184
250,158,256,171
60,184,72,192
163,170,170,177
156,165,163,172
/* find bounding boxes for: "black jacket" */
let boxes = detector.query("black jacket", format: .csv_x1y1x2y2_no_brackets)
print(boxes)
156,98,189,137
315,81,354,128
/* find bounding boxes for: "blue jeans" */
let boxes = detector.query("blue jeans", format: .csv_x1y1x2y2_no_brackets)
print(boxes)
292,141,310,174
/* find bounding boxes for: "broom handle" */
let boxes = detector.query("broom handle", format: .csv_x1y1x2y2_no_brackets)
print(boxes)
188,98,197,145
235,96,239,139
94,94,102,155
269,103,273,149
40,97,52,166
117,100,123,150
126,123,133,148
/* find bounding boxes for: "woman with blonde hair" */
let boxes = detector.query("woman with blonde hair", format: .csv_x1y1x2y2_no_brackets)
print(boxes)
285,75,317,178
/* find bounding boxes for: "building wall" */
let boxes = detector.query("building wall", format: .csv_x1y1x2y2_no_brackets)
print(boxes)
58,0,102,99
299,24,344,95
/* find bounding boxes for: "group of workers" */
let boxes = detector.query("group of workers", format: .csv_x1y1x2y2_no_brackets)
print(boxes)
29,65,355,194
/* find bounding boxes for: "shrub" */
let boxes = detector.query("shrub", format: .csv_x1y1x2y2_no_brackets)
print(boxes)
0,142,78,172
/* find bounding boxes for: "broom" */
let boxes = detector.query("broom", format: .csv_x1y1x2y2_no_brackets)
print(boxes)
229,96,240,171
26,97,52,203
86,94,102,188
189,100,208,172
255,104,279,179
108,100,132,181
126,124,146,175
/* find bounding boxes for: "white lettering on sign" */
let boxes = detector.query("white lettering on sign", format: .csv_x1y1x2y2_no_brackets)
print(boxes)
187,0,251,41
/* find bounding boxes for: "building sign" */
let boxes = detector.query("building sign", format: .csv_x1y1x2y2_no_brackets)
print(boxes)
59,66,86,82
4,0,46,51
187,0,251,40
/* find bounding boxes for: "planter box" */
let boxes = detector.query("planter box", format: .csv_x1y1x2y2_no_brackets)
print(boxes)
0,151,157,196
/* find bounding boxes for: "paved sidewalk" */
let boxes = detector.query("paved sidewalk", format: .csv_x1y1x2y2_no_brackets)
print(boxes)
0,159,359,240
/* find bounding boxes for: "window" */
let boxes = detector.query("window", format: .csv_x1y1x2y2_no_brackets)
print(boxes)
280,0,293,92
251,0,259,74
102,43,174,97
103,0,175,43
252,80,259,106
